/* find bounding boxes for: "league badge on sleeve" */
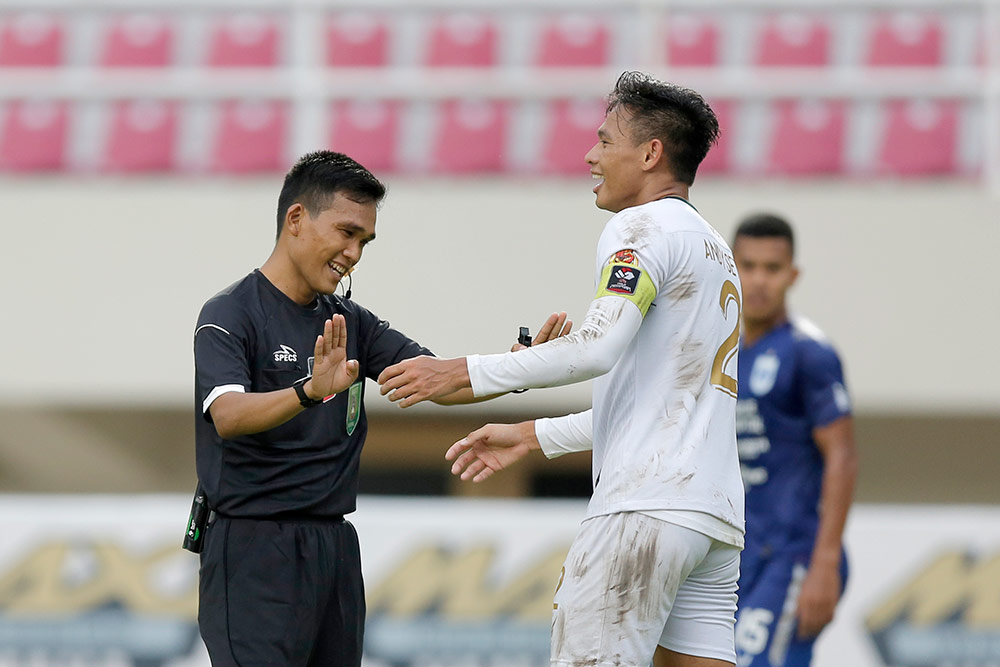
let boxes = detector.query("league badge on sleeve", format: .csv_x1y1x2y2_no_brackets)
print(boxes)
606,265,642,296
610,249,637,265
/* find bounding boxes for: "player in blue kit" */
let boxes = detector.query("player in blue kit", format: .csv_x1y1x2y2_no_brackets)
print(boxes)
730,213,858,667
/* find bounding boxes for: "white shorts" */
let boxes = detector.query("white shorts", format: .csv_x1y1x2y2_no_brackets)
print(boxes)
551,512,740,666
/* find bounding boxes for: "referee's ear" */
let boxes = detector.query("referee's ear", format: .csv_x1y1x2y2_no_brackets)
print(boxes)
282,203,306,240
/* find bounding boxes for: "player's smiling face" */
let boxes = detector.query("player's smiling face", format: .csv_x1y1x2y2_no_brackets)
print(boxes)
585,107,647,213
733,236,799,326
294,194,377,298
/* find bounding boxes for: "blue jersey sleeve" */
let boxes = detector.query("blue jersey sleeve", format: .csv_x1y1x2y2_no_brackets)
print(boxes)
798,340,851,430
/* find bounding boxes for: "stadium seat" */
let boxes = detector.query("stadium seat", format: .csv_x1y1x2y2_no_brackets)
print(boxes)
432,100,507,172
865,12,944,66
0,13,63,66
665,13,720,66
100,14,173,67
326,12,389,67
541,98,605,174
329,100,398,171
698,100,733,174
0,100,68,170
877,99,957,174
211,100,287,172
426,14,497,67
535,14,610,67
206,14,281,67
768,100,845,174
755,13,831,66
103,100,177,172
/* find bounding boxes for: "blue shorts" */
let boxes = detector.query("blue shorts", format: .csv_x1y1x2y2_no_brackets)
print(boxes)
734,548,848,667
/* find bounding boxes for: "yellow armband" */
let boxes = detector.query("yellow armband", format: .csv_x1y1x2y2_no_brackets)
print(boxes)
595,250,657,316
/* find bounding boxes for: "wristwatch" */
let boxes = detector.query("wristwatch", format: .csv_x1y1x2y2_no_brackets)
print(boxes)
293,377,323,408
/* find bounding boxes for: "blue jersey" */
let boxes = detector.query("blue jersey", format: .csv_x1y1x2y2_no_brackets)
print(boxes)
736,316,851,557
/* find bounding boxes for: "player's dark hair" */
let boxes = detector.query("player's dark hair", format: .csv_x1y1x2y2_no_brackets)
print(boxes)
734,213,796,256
606,71,719,185
276,150,386,239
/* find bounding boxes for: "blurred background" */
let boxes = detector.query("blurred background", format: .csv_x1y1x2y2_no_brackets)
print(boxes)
0,0,998,665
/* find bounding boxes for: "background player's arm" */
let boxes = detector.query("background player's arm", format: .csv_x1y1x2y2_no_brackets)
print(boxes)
797,415,858,637
446,410,592,482
209,315,359,439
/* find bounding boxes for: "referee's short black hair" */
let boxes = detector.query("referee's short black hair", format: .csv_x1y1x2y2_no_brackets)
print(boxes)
606,71,720,186
734,213,796,257
276,150,386,239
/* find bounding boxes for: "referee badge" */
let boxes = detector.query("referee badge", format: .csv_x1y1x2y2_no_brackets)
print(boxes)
346,381,362,435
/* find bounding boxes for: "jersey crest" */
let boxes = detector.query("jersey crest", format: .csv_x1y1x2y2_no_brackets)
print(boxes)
748,350,780,396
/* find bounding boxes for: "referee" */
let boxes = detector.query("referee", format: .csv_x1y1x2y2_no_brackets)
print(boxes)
193,151,443,665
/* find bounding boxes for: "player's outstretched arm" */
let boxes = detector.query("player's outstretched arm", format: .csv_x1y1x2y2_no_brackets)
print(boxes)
445,421,540,482
381,311,574,407
209,315,358,439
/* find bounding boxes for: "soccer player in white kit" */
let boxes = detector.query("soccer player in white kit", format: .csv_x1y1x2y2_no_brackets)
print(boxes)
378,72,745,667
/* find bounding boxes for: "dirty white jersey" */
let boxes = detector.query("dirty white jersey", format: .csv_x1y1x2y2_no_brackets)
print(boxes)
585,197,745,541
466,197,745,543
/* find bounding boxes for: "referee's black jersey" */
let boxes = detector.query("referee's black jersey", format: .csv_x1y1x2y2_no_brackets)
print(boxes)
194,269,432,519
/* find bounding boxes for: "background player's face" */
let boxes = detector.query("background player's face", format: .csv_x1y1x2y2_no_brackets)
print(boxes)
585,107,647,213
733,235,799,325
293,195,377,296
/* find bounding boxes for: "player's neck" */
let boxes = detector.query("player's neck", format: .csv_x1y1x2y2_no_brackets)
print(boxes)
642,180,689,205
742,311,788,347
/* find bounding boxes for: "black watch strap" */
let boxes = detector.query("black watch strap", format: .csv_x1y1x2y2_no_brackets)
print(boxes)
293,377,323,408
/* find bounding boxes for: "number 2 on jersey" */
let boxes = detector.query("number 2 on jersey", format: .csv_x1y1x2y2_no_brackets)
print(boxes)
711,280,741,397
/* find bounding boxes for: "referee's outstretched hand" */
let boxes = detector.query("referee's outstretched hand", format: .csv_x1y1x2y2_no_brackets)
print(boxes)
310,315,359,399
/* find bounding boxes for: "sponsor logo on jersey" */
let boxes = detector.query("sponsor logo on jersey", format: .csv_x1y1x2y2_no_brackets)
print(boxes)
273,344,298,363
609,248,637,265
605,265,641,296
748,351,780,396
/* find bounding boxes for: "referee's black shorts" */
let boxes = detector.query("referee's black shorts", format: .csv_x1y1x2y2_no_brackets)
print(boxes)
198,515,364,667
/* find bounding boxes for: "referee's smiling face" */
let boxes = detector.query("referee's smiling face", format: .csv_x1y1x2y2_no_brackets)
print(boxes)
291,194,377,298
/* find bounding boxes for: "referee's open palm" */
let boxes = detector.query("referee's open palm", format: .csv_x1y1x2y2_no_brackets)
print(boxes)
310,315,359,398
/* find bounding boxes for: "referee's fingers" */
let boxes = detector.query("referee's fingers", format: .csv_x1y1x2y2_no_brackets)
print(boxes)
332,314,347,350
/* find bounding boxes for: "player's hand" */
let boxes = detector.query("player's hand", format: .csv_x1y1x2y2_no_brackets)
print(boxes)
445,421,539,482
795,561,841,638
511,312,573,352
377,356,469,408
307,315,359,400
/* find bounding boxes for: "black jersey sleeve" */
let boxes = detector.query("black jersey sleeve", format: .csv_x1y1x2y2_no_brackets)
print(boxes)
356,305,433,380
194,296,253,422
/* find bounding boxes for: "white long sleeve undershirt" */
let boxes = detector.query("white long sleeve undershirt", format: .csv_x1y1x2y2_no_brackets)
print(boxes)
535,410,593,459
466,296,643,397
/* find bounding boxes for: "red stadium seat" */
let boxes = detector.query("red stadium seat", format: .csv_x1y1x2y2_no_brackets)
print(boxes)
877,99,957,174
665,13,720,66
0,100,68,170
769,100,846,174
865,12,944,66
699,100,733,174
103,100,177,172
755,13,831,66
535,14,610,67
326,12,389,67
206,14,281,67
329,100,398,171
211,100,287,172
541,98,606,174
0,13,63,66
426,14,497,67
432,100,507,172
100,14,173,67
